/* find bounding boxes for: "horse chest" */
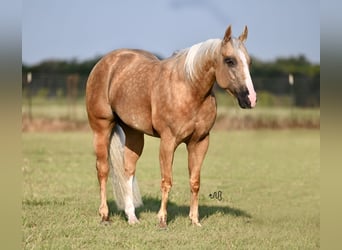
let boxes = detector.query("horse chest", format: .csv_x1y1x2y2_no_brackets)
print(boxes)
153,94,217,141
192,97,217,136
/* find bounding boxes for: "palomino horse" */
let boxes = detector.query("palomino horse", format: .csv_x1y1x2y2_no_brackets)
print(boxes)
86,25,256,228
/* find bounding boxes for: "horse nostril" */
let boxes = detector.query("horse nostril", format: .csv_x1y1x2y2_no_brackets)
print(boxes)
239,89,249,98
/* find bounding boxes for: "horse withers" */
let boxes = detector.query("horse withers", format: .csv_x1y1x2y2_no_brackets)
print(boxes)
86,25,256,228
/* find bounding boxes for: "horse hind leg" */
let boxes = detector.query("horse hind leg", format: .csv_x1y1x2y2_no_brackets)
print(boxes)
91,118,114,223
122,125,144,224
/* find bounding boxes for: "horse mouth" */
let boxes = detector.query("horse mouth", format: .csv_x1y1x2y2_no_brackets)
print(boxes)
224,87,256,109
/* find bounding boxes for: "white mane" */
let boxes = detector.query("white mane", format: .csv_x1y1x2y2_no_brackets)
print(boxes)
183,39,221,81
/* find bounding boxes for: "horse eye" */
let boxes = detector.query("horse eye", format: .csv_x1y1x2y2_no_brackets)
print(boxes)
224,57,236,67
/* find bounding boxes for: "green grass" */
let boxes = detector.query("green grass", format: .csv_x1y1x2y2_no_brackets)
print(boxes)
22,130,319,249
22,97,88,121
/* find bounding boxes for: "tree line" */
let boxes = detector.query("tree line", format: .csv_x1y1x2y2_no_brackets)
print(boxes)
22,54,319,107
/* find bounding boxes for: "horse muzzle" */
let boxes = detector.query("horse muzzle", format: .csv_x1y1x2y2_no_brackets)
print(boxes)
236,88,257,109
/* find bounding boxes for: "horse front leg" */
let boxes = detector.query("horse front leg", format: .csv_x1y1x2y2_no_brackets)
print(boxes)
187,135,210,226
157,136,176,228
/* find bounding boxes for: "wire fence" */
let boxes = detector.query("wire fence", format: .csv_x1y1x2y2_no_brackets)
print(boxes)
22,72,319,122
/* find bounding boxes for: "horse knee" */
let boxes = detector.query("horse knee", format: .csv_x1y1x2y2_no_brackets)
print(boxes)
124,166,136,177
190,179,200,193
161,178,172,192
97,168,109,179
96,159,109,178
93,136,110,177
94,140,108,159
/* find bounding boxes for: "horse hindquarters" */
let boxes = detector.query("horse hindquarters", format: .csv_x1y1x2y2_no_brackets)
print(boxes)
86,53,145,224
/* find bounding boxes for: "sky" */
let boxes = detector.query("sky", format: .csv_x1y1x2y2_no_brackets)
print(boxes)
22,0,320,65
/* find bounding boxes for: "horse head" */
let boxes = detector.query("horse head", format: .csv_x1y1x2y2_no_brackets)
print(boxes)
215,25,257,109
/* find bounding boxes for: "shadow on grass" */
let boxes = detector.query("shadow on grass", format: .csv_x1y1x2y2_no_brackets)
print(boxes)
108,195,251,224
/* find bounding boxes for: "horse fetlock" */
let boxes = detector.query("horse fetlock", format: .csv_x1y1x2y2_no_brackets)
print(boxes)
100,214,110,222
124,199,139,224
159,219,167,229
189,213,201,226
125,206,139,225
99,204,109,220
158,212,168,228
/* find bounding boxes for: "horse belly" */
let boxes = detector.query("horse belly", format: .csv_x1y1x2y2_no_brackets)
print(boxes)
117,107,154,135
109,87,153,135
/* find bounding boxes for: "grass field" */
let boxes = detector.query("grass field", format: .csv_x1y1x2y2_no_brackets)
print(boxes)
22,130,319,249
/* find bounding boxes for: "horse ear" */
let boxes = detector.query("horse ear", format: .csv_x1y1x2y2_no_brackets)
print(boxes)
223,25,232,44
239,25,248,43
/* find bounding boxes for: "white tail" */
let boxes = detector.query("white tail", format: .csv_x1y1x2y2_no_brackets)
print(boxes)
108,124,143,210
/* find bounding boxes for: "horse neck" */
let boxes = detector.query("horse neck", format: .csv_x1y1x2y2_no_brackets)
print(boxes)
183,49,218,98
193,62,216,98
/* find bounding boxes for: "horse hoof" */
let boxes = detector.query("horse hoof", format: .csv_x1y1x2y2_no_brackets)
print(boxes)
100,220,111,226
192,222,202,227
158,220,167,229
128,217,140,225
